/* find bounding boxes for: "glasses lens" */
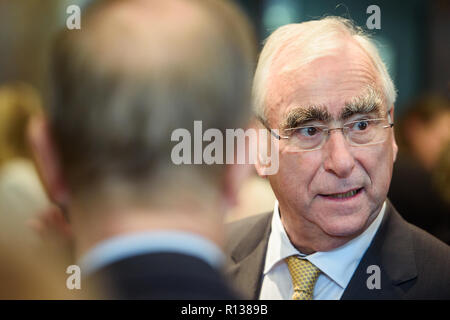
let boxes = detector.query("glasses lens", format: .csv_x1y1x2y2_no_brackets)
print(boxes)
285,126,325,151
347,119,387,146
280,119,390,152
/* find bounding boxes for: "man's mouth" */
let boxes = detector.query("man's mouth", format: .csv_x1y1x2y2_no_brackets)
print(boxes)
320,187,363,200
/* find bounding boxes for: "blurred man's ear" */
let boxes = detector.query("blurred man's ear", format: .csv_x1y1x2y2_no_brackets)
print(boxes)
390,106,398,163
27,117,70,207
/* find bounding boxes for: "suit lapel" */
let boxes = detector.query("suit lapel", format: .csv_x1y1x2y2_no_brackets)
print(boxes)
341,201,418,299
227,213,272,299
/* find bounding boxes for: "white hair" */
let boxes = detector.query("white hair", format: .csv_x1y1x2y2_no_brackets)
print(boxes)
253,16,397,121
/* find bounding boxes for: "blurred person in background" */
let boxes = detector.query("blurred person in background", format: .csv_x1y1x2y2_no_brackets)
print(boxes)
0,84,90,299
389,95,450,243
434,143,450,205
398,95,450,172
0,83,49,245
29,0,256,299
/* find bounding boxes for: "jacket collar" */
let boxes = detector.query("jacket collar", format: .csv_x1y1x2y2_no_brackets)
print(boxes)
341,200,418,299
227,212,272,299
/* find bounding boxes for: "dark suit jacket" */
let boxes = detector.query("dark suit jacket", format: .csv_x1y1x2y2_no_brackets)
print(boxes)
88,252,238,299
389,153,450,244
225,200,450,299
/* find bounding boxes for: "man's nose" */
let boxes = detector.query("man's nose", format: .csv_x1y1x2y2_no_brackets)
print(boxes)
323,130,355,178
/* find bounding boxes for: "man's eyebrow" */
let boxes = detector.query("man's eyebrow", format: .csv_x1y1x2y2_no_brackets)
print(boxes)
282,106,332,129
340,88,384,120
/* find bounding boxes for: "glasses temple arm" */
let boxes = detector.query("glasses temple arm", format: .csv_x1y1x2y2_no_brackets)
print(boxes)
256,115,282,140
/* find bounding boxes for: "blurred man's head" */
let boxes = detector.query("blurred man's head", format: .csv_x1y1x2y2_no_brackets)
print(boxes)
254,17,398,252
32,0,255,211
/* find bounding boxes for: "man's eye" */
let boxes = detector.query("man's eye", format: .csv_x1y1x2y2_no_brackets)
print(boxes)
353,120,369,131
299,126,319,137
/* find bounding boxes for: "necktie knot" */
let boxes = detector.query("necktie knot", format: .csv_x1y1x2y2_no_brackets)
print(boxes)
285,255,321,300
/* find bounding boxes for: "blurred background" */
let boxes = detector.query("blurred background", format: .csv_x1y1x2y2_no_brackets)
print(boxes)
0,0,448,275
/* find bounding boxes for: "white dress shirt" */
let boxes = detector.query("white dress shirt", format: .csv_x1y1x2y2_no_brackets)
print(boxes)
259,201,386,300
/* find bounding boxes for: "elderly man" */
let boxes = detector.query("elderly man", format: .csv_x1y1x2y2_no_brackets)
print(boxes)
226,17,450,300
29,0,255,299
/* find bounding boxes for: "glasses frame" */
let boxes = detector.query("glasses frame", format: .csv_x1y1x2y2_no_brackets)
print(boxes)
258,112,394,151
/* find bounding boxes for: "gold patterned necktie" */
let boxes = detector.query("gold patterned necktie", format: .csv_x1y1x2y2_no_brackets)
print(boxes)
285,255,321,300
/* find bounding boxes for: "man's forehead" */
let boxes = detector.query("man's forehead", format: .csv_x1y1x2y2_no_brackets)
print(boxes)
269,35,374,78
265,43,382,123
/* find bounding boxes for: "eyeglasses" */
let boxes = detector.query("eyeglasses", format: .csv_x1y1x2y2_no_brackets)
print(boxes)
260,113,394,152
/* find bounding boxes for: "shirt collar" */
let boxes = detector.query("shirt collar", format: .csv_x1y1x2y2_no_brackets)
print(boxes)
264,201,386,289
78,230,225,275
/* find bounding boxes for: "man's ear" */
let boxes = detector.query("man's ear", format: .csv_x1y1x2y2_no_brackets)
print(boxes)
255,154,269,178
389,106,398,163
254,123,277,178
27,117,70,206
